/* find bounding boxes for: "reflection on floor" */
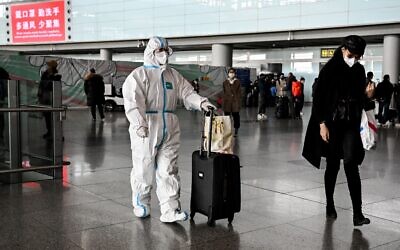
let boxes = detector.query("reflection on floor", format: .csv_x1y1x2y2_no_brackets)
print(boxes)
1,106,400,249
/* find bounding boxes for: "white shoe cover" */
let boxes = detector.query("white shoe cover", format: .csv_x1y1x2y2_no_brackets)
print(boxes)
160,210,188,223
133,205,150,218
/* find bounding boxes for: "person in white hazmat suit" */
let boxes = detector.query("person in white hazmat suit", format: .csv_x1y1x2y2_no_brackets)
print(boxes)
123,37,216,223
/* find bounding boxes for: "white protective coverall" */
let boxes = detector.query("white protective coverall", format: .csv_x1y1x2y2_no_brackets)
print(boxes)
123,37,208,222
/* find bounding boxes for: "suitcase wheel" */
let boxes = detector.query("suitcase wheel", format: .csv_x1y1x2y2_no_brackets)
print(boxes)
228,214,234,224
190,211,195,220
207,217,215,226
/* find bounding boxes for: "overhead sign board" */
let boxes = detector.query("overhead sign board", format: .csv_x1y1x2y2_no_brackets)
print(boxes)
320,48,336,58
10,0,65,44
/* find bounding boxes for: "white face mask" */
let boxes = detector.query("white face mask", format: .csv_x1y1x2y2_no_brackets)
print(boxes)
155,51,168,65
228,73,235,79
344,56,357,67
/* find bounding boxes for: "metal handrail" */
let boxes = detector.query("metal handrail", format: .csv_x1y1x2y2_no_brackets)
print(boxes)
0,107,66,112
0,165,64,174
0,161,71,174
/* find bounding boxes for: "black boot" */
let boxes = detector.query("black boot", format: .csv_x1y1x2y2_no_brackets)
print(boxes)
234,128,238,137
326,205,337,219
353,213,370,226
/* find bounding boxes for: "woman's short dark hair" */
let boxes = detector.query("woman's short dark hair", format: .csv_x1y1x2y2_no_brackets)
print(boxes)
342,35,366,56
383,74,390,81
228,68,236,73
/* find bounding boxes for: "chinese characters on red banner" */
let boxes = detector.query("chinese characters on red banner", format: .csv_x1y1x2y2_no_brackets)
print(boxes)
11,0,65,43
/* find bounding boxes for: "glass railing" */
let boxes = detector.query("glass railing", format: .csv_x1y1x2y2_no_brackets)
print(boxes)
0,80,65,183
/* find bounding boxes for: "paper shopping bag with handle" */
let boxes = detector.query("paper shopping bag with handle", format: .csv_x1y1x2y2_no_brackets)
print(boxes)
203,115,233,154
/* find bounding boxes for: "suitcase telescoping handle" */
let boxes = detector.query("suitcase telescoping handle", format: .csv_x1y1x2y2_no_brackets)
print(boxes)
200,108,214,158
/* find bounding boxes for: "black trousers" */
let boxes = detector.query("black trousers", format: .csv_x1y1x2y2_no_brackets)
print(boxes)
258,93,267,114
324,121,362,214
91,103,104,120
224,112,240,129
378,100,390,124
44,112,51,134
293,97,304,118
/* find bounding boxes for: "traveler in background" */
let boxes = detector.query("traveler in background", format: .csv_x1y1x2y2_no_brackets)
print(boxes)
38,60,61,139
257,74,269,121
292,77,305,119
303,35,374,226
191,78,200,94
84,68,106,121
311,77,319,99
393,82,400,127
287,72,296,118
365,71,376,112
223,68,241,136
375,74,394,127
270,74,278,104
276,73,287,97
0,67,9,142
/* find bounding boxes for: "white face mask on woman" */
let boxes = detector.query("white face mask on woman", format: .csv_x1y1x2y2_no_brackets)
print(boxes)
343,56,358,67
155,51,168,65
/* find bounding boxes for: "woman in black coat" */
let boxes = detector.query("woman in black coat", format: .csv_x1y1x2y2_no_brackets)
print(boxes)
38,60,61,139
302,35,374,226
84,68,105,121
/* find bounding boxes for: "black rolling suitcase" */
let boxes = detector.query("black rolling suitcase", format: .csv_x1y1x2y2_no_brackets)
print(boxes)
190,110,241,226
275,96,289,118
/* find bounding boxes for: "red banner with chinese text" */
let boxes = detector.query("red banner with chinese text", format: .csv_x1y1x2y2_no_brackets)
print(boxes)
10,0,65,44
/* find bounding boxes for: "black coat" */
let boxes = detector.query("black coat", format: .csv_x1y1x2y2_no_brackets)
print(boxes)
38,70,61,105
302,48,367,168
84,73,105,106
375,79,393,102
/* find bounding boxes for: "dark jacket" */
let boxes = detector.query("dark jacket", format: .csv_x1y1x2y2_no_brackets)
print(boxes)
302,48,367,168
0,67,9,80
286,74,296,97
375,79,393,102
223,78,241,113
0,67,9,101
38,70,61,105
394,84,400,104
84,73,105,106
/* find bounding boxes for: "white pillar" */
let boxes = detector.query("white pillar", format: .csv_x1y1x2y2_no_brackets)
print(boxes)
383,35,400,83
100,49,113,61
212,44,233,67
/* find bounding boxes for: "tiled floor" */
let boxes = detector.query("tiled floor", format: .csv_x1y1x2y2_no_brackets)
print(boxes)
1,106,400,249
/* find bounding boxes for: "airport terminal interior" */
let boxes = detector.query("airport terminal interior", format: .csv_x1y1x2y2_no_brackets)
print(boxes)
1,0,400,249
1,108,400,249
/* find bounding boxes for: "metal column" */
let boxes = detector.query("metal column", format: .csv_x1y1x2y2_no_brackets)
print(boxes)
51,81,63,179
1,80,21,183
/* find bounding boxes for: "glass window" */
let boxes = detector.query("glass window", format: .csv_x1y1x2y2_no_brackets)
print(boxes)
349,7,400,25
301,0,348,15
220,20,258,34
185,3,220,14
301,13,348,29
249,54,266,60
185,12,219,25
220,9,258,22
258,16,301,31
185,23,219,36
154,15,185,28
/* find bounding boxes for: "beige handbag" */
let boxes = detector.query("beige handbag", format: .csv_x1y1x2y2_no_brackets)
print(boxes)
203,115,233,154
